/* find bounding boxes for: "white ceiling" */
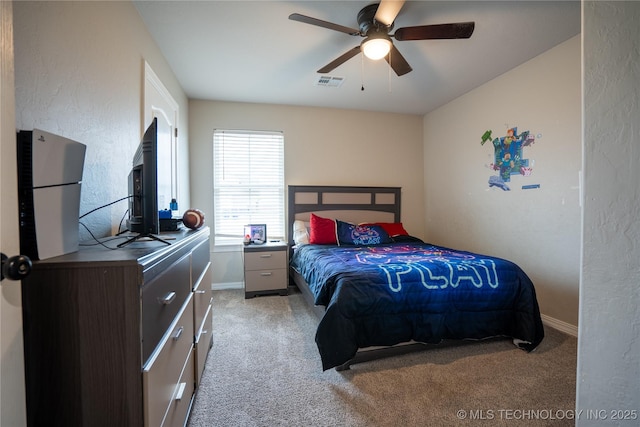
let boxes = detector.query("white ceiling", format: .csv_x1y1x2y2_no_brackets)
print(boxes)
134,1,581,115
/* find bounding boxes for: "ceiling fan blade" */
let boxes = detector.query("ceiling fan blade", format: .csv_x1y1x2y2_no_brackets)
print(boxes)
394,22,475,41
385,45,412,76
317,46,361,73
289,13,360,36
374,0,405,27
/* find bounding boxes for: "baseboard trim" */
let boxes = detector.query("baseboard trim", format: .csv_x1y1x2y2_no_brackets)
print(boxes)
541,314,578,337
212,282,244,291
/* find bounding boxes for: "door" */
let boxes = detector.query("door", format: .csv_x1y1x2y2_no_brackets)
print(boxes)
0,2,28,426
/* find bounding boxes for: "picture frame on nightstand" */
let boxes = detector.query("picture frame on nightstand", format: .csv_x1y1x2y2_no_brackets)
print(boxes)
244,224,266,244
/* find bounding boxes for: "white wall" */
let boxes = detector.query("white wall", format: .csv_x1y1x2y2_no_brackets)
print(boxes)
423,36,582,329
13,1,190,238
577,2,640,422
189,101,424,286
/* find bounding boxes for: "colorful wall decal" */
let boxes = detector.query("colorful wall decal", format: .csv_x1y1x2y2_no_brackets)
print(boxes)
481,127,537,191
480,130,493,145
489,175,511,191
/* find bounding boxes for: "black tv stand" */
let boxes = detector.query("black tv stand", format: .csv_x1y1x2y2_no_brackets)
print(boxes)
117,233,171,248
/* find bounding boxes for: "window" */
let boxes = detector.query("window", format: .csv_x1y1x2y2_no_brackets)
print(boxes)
213,130,285,243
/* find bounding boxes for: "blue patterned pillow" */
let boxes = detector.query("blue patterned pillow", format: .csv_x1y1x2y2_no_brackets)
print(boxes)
336,220,391,246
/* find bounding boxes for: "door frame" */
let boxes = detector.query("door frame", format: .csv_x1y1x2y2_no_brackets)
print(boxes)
144,61,180,209
1,2,28,426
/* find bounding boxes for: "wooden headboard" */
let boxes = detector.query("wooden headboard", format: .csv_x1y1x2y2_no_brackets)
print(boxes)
287,185,401,247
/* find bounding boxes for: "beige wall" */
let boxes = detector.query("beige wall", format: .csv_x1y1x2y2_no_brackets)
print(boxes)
423,36,581,329
189,101,424,286
13,1,190,238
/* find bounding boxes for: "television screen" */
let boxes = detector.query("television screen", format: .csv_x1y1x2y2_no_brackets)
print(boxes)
120,118,171,247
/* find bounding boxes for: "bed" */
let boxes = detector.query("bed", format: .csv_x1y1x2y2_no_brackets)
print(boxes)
287,185,544,371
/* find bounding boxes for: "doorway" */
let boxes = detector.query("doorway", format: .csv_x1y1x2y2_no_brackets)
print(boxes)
144,62,180,213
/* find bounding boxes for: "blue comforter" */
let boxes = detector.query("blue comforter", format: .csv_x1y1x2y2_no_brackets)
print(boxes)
290,242,544,370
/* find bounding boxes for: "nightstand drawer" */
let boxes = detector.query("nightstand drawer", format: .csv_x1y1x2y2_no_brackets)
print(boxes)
244,250,286,271
244,268,287,292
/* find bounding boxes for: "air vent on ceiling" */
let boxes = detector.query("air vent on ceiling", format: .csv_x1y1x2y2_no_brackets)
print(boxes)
314,75,345,88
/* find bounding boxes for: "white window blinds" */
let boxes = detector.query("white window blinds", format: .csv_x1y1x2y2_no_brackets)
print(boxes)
213,130,285,242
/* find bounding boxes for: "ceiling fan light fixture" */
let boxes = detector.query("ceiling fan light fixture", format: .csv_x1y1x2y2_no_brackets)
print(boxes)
361,34,392,60
291,2,475,77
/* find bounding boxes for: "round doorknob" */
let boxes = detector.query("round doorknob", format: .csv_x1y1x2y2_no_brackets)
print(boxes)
1,253,33,281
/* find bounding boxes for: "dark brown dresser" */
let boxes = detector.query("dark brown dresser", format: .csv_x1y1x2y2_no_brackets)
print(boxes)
21,227,212,427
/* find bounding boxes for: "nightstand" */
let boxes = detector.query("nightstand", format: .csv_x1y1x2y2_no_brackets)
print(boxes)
243,241,288,298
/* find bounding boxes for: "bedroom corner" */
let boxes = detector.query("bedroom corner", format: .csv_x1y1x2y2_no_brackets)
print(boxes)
423,35,582,332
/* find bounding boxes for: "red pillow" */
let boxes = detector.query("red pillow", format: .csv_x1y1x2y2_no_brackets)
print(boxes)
309,213,337,244
375,222,409,236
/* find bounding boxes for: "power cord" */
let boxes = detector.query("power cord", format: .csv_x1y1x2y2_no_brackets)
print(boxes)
116,208,130,235
79,222,122,250
79,195,133,249
79,195,132,219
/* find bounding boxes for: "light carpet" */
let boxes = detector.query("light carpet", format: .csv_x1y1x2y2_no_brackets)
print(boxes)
187,288,577,426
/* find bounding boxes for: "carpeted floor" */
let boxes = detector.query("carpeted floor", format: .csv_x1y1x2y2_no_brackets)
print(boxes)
187,288,577,426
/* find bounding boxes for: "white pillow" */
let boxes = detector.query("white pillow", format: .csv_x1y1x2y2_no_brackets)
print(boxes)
293,220,310,246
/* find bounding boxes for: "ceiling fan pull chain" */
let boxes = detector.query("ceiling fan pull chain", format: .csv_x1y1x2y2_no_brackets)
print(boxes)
361,52,365,91
388,53,392,93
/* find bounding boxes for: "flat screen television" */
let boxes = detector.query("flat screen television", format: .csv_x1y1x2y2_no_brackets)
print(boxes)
119,118,170,247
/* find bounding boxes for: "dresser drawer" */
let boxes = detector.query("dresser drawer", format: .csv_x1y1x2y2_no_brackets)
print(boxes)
143,296,194,427
191,238,210,287
245,268,287,292
193,262,212,333
244,250,286,271
195,306,213,387
142,252,191,363
160,350,195,427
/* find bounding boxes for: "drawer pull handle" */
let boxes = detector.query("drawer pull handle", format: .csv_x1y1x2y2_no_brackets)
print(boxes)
259,254,272,258
260,272,272,276
175,382,186,401
160,291,176,305
195,290,207,294
173,326,184,341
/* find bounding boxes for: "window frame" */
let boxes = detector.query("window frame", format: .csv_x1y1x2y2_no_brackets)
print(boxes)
212,129,285,245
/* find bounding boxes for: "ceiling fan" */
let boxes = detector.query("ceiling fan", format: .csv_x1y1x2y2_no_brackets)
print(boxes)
289,0,475,76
